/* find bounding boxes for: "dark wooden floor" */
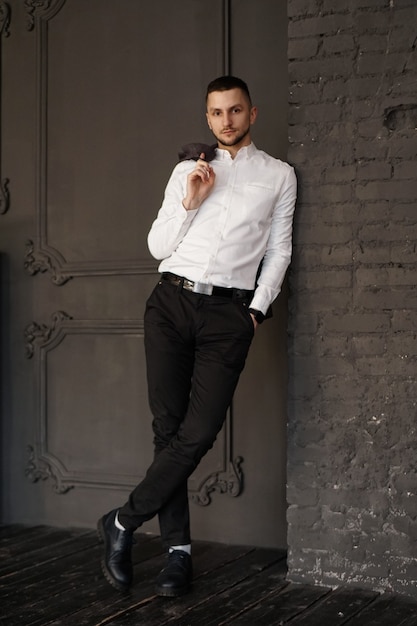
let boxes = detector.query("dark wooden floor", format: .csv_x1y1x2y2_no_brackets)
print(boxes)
1,525,417,625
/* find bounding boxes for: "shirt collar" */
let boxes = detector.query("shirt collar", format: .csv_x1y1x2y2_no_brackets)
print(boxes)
214,142,257,161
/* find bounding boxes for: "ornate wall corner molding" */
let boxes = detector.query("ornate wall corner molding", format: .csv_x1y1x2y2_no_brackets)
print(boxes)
0,177,9,214
191,455,244,507
0,1,10,37
24,239,72,285
24,0,66,31
25,445,72,493
24,310,71,358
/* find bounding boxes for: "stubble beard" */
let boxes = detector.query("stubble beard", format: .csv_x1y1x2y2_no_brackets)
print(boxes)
213,124,251,148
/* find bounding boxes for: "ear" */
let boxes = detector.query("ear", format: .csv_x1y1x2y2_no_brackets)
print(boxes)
250,106,258,125
206,112,212,129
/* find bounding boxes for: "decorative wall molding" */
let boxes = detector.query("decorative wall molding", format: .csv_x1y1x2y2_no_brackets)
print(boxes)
0,178,9,214
25,313,146,493
24,240,68,285
24,0,158,282
24,312,243,504
0,1,10,214
24,239,157,285
24,0,66,31
222,0,231,75
190,451,243,507
25,444,71,493
24,309,71,358
0,1,10,37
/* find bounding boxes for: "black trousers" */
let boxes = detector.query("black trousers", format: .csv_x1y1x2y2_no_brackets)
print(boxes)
118,279,254,547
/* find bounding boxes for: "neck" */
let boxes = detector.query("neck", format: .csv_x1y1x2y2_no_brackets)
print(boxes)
217,139,251,159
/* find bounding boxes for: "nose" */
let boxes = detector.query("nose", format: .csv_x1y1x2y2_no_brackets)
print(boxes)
223,112,232,127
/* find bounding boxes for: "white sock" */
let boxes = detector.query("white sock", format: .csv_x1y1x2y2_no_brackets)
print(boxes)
169,544,191,555
114,510,126,531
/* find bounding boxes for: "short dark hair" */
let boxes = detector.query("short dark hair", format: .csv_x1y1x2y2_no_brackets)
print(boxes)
206,75,252,105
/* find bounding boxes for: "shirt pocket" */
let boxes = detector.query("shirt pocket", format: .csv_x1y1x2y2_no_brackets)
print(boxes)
243,183,276,223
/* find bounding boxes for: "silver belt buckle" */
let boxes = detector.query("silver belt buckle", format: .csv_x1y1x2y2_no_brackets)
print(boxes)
193,281,213,295
182,279,194,292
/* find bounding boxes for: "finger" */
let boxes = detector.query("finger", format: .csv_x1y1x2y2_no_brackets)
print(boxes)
195,163,211,180
199,152,206,161
190,168,208,183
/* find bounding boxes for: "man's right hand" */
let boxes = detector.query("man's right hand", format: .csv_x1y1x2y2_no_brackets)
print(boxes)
182,152,216,211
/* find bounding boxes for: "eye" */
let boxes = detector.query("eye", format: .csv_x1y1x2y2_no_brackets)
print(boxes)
233,108,242,114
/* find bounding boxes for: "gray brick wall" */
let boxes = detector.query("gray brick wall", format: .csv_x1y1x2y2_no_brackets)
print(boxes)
286,0,417,597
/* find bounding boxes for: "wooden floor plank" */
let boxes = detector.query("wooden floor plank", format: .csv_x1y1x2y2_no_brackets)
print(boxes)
41,540,239,625
283,586,379,625
2,525,417,626
1,536,117,594
0,535,164,625
0,525,51,551
221,582,330,625
102,548,286,626
48,542,264,626
0,530,97,580
0,531,158,588
0,524,42,540
143,561,290,626
0,526,87,564
399,615,417,626
341,594,417,626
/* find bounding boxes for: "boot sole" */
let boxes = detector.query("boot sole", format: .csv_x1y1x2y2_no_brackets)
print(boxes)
155,584,191,598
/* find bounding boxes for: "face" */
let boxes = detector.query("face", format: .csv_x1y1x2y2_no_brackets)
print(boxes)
206,88,257,155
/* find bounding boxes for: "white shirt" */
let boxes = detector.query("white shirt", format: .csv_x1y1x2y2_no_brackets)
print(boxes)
148,143,297,314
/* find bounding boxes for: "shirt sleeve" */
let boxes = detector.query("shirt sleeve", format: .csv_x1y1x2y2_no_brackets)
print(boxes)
249,165,297,314
147,163,198,260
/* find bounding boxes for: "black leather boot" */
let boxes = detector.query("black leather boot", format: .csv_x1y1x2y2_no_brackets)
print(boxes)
155,549,193,597
97,509,133,592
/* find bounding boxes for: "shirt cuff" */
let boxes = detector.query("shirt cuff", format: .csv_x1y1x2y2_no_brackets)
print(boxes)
179,202,198,220
249,284,279,315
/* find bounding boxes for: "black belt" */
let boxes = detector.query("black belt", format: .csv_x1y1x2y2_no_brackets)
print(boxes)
161,272,254,300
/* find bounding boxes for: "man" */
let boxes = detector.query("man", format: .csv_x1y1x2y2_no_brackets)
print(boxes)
98,75,297,597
